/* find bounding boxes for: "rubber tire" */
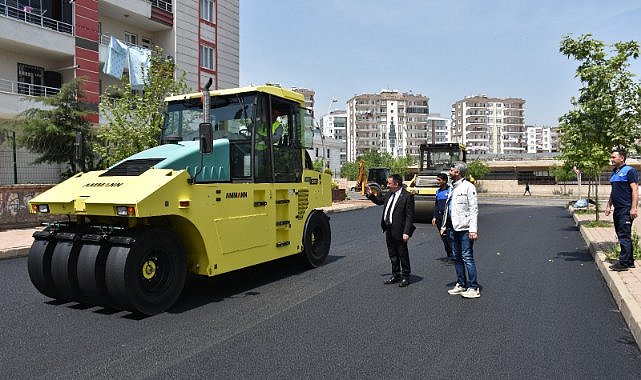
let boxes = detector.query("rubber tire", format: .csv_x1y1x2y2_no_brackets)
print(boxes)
27,233,59,300
368,182,384,198
76,240,113,308
300,210,331,268
50,232,85,303
104,228,187,315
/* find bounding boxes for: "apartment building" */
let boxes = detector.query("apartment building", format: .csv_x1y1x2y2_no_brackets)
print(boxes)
0,0,239,122
321,110,347,164
291,87,315,110
526,125,559,153
426,113,451,144
346,90,429,161
451,95,526,155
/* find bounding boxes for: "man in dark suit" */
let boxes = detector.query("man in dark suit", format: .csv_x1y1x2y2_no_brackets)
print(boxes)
366,174,416,287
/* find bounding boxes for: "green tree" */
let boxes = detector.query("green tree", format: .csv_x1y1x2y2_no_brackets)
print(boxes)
340,160,359,180
96,47,188,167
312,158,324,172
339,149,415,181
390,155,416,179
559,34,641,220
16,78,98,178
467,159,490,181
550,164,576,196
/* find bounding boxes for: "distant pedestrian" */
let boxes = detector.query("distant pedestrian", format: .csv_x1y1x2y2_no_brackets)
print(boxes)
442,162,480,298
605,148,638,271
432,173,453,263
523,182,531,196
366,174,416,287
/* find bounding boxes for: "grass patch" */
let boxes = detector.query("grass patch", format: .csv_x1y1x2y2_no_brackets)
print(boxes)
584,220,612,228
573,209,595,215
605,231,641,261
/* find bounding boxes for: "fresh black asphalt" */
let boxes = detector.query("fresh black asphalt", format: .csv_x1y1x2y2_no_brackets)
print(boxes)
1,200,640,378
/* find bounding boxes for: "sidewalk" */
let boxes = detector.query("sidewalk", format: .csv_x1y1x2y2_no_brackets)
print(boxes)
572,208,641,348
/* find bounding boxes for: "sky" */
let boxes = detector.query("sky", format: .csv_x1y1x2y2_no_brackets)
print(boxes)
239,0,641,126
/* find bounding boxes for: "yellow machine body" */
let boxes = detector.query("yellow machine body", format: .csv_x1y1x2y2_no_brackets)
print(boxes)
27,85,332,315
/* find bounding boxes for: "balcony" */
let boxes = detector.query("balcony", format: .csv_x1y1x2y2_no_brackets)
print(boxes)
99,0,172,31
0,78,58,118
0,1,73,34
0,4,74,58
149,0,172,13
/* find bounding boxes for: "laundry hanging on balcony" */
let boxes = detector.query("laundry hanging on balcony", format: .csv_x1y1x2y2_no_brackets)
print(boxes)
128,46,151,89
103,36,151,90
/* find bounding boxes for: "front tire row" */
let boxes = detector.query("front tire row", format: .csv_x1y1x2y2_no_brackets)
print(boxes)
28,227,186,316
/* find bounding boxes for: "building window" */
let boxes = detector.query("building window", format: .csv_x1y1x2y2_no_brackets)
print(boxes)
124,32,137,46
200,45,215,70
201,0,215,22
141,37,152,49
17,63,44,96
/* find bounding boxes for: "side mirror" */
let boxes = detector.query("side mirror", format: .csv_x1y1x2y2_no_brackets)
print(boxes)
199,122,213,154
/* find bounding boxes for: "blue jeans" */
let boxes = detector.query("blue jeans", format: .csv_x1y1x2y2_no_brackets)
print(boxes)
448,229,478,289
613,207,633,266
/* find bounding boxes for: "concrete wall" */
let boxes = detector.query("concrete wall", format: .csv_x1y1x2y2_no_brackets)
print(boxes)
0,184,54,230
476,179,611,199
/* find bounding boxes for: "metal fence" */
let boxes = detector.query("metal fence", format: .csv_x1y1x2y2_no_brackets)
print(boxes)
0,147,65,185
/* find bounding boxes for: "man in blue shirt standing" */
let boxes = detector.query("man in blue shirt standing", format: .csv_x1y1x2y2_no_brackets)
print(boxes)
605,148,639,271
432,173,452,263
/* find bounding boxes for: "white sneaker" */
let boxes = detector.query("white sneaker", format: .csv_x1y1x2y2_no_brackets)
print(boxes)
447,283,467,295
461,288,480,299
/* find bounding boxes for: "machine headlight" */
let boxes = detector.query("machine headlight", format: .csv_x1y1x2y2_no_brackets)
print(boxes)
33,204,49,213
116,206,136,216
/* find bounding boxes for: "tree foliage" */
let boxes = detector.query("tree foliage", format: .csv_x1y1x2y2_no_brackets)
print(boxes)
550,164,576,195
312,158,323,172
339,149,416,180
559,34,641,219
16,78,98,177
467,159,490,181
96,47,188,167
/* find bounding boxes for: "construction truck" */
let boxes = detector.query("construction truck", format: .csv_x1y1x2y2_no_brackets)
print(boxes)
354,162,391,197
27,84,332,315
406,143,466,221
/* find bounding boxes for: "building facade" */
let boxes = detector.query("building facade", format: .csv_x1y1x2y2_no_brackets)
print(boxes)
291,87,315,110
451,95,526,155
0,0,239,122
321,110,347,164
426,113,451,143
526,125,559,153
346,90,429,162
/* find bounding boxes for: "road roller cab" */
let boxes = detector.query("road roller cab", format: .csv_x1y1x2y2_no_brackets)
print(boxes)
28,85,332,315
407,143,466,221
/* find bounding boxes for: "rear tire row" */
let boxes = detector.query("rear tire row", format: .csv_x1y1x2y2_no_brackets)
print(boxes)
27,227,187,316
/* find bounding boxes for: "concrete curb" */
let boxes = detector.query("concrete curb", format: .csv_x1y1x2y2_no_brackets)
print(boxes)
0,247,30,261
574,212,641,348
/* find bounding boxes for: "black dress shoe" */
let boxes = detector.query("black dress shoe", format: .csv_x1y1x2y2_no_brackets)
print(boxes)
398,279,410,287
384,276,401,285
610,262,629,271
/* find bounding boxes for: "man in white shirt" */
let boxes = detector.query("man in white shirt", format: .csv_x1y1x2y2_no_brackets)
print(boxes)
441,162,480,298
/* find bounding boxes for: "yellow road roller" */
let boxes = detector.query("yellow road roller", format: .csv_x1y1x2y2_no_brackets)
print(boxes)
27,84,332,315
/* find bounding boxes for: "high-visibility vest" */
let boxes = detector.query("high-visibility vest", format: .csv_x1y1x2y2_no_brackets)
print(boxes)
256,120,282,151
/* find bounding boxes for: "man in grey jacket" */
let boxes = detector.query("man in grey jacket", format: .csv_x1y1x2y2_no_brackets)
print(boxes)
440,162,480,298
